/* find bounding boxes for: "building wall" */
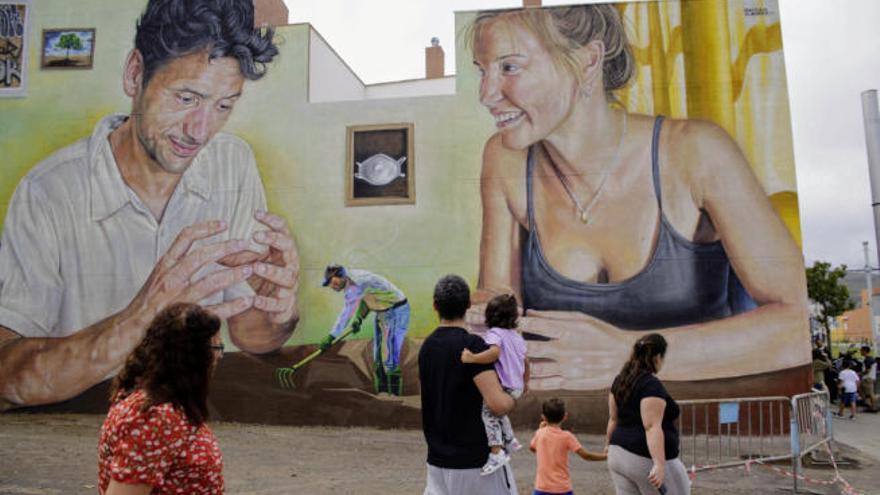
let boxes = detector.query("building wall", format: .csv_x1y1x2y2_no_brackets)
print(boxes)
307,27,365,103
0,0,811,424
837,288,880,342
364,76,455,99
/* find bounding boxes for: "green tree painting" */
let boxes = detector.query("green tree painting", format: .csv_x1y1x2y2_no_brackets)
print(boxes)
56,32,83,61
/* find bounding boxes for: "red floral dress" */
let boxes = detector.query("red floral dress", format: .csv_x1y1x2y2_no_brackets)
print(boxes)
98,389,224,494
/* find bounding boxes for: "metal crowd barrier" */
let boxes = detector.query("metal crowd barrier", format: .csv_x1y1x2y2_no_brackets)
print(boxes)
790,390,833,492
677,396,794,471
676,391,835,493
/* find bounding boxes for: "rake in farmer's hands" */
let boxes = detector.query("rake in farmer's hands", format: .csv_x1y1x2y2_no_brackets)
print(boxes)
274,322,360,389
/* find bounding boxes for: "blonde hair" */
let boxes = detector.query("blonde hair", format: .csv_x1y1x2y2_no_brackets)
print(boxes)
468,5,634,95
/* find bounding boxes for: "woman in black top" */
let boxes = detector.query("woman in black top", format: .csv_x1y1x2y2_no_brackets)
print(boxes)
605,334,690,494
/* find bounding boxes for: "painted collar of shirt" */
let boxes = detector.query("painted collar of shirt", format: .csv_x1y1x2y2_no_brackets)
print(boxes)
88,114,212,222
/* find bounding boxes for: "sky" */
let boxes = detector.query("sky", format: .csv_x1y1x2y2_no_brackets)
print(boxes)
284,0,880,271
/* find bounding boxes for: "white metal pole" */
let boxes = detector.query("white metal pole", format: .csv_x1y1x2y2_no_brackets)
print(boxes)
865,242,874,345
861,90,880,350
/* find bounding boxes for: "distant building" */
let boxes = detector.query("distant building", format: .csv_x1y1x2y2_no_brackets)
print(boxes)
842,270,880,308
833,288,879,343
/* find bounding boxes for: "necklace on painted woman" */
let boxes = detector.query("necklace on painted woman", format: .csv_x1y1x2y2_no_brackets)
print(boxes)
552,111,628,225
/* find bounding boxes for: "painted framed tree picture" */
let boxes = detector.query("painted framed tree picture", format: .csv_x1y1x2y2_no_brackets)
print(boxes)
41,28,95,69
0,0,31,97
345,123,415,206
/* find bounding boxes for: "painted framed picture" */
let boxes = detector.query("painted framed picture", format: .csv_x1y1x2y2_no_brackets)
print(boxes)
345,123,415,206
41,28,95,69
0,0,31,97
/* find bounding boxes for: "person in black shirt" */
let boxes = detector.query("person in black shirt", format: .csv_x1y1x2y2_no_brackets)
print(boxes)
860,345,877,412
605,333,690,494
419,274,518,494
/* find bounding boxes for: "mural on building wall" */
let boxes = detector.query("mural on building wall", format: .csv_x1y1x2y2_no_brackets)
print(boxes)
468,4,808,393
0,0,29,96
0,0,300,414
0,0,809,429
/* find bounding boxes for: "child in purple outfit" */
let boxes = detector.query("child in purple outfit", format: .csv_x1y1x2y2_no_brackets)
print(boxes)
462,294,530,476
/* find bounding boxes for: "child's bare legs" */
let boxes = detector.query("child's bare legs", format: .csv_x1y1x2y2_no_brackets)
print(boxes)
839,392,857,419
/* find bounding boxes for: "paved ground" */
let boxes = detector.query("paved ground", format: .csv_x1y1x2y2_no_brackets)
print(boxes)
0,410,878,494
831,408,880,461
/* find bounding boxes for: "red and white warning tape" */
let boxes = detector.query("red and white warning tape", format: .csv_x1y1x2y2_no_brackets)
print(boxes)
687,443,861,495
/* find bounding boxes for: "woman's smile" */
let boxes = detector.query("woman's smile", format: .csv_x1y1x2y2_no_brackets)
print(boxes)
493,110,525,129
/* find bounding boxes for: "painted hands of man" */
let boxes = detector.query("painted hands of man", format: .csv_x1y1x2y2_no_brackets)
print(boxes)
221,210,300,325
517,310,636,391
125,220,256,323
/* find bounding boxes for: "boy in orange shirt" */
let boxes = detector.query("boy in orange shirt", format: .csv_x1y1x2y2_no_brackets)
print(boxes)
530,398,607,495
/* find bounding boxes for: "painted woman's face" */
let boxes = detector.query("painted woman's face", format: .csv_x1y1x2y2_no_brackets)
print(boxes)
473,18,579,150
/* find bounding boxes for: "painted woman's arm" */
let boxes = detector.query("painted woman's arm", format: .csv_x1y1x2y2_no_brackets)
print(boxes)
476,134,523,303
521,121,809,390
680,119,809,370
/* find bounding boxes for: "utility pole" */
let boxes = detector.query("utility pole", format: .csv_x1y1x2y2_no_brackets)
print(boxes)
864,242,878,349
861,90,880,350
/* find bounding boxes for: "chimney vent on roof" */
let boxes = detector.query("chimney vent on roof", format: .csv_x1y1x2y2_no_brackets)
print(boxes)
253,0,289,27
426,38,444,79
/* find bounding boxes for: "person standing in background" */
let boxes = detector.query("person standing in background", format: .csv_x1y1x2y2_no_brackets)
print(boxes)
858,346,876,412
837,361,860,420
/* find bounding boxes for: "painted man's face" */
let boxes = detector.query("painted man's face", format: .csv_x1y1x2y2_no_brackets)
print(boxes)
473,18,579,151
329,276,346,292
133,50,245,174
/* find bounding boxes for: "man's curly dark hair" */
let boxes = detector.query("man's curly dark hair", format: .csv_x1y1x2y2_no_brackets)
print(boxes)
433,274,471,321
135,0,279,86
110,303,221,425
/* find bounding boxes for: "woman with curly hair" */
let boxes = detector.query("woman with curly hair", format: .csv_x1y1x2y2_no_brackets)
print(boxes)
605,334,689,494
97,303,225,495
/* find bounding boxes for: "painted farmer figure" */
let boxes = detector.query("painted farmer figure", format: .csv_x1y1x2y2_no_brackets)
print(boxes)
0,0,299,410
321,265,409,395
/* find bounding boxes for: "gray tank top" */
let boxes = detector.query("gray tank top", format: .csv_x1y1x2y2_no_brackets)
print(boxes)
521,116,755,330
